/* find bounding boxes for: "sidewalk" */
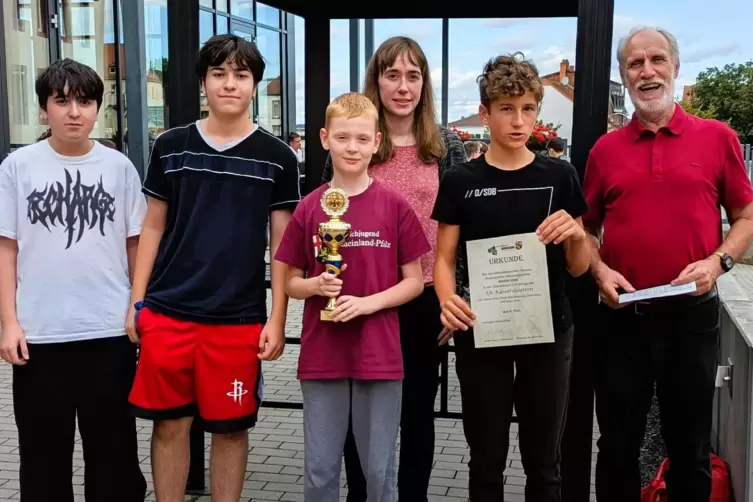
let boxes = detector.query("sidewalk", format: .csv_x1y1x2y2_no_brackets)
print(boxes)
0,295,598,501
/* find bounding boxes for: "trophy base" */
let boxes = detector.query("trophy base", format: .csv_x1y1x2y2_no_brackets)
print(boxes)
320,310,334,321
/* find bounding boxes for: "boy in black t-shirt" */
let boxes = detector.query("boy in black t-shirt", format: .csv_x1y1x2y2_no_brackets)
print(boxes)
432,54,590,501
126,35,300,500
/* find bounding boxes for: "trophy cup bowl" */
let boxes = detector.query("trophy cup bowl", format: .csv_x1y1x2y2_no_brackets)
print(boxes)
318,188,351,321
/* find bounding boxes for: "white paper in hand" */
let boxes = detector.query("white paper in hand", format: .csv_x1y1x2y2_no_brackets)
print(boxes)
618,282,697,304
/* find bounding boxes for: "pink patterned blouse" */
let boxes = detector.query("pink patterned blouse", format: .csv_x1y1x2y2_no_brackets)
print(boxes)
369,145,438,285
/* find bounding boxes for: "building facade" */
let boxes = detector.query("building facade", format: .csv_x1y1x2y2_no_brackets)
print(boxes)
0,0,298,168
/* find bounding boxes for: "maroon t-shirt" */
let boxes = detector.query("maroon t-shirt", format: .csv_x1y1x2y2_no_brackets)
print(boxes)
274,180,430,380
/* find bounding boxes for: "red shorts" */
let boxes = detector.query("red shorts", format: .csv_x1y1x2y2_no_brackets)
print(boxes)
128,307,263,433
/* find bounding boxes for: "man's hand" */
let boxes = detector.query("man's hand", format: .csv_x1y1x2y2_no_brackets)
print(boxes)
126,305,140,344
0,322,28,365
258,320,285,361
331,295,379,323
592,262,635,308
440,295,476,332
314,264,348,298
537,210,586,245
671,256,723,296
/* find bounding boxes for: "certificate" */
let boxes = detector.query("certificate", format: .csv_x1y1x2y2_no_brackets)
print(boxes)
466,232,555,348
618,282,696,303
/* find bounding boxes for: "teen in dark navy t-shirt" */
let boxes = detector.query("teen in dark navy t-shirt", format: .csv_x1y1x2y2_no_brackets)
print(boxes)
141,121,299,323
126,34,300,501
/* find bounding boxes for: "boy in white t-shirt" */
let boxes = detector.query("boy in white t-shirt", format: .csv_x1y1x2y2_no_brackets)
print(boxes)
0,59,147,501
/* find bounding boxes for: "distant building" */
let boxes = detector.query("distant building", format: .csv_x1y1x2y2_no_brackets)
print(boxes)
449,59,629,142
681,84,695,105
447,115,487,139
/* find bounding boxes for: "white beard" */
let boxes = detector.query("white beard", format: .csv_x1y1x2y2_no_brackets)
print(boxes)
628,78,675,118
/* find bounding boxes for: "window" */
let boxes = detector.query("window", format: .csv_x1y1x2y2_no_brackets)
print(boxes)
273,125,281,136
13,0,31,32
9,65,29,126
199,9,213,46
294,15,305,150
230,0,251,20
216,15,228,35
272,100,280,119
329,19,348,99
255,27,281,132
255,2,279,29
144,0,169,139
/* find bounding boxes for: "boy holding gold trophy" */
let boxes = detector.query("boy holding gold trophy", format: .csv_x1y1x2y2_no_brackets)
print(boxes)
274,92,430,501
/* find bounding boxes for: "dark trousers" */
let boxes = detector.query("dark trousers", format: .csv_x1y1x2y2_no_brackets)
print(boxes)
594,293,720,502
455,326,574,502
344,286,443,502
13,335,147,502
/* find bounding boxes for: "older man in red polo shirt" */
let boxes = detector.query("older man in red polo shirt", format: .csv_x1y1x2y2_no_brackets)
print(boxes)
583,27,753,501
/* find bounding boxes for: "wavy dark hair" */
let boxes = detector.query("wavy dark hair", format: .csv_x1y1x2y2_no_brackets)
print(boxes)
477,52,544,109
363,36,445,165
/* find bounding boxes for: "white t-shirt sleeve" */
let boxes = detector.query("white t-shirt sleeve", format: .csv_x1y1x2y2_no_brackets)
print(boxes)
0,159,18,240
125,163,147,238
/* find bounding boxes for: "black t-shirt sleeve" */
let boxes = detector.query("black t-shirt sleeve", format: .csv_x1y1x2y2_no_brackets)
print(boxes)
271,147,302,212
142,135,169,201
431,169,463,225
559,163,589,219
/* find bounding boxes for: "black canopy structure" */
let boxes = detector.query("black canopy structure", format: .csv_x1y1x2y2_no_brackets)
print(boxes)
167,1,615,499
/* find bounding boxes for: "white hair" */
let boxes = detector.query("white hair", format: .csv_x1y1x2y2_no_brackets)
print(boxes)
616,26,680,81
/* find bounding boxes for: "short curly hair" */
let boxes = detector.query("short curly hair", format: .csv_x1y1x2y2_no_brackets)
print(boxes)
477,53,544,109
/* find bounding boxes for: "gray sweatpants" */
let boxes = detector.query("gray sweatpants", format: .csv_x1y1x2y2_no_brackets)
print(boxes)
301,379,402,502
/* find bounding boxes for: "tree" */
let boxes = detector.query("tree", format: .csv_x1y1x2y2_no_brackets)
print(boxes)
684,60,753,144
678,98,717,121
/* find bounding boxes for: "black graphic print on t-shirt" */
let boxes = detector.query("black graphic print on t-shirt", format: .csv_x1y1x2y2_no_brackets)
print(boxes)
26,169,116,249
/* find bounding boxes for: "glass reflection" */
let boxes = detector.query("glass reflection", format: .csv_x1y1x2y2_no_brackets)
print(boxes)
255,2,279,29
230,0,252,20
3,0,51,147
255,27,281,136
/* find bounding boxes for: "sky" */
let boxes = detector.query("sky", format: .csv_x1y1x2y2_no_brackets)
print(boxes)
293,0,752,126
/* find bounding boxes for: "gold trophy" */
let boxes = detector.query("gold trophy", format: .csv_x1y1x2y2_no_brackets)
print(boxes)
318,187,351,321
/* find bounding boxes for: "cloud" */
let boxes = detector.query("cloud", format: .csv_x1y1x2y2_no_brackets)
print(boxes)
431,67,479,90
374,18,440,40
612,14,640,38
683,43,741,64
534,45,574,75
481,18,532,29
492,32,538,53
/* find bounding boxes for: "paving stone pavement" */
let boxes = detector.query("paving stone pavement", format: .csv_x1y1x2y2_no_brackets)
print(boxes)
0,293,598,501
